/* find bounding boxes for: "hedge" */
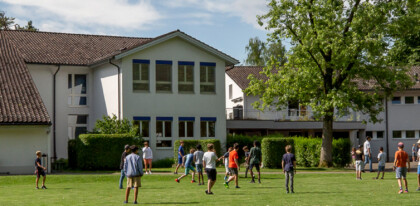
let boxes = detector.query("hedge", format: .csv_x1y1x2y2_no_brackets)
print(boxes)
262,138,294,168
332,138,352,167
227,134,282,162
71,134,142,170
173,139,221,164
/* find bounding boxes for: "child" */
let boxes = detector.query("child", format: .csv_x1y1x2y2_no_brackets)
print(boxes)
393,142,410,194
35,151,47,189
203,143,219,194
412,144,417,163
243,146,250,178
124,145,144,204
282,145,296,193
119,145,130,189
249,140,262,183
351,147,356,168
225,143,240,189
417,140,420,191
219,147,232,181
193,144,205,185
375,147,386,179
175,148,196,183
174,141,185,174
142,141,153,174
355,145,364,180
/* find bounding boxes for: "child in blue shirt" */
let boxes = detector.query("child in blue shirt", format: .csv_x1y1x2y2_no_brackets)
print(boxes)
175,148,196,183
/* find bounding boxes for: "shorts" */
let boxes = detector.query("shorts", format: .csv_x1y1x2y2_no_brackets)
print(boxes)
378,165,385,172
144,159,152,164
249,163,260,172
185,165,195,175
229,167,238,176
205,168,217,181
224,161,229,173
355,160,363,172
127,176,141,188
396,167,407,179
417,165,420,175
196,164,203,173
178,157,183,164
35,169,46,178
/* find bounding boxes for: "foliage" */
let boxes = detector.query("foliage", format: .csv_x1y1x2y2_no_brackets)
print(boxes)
15,20,38,31
227,134,282,162
294,137,322,167
92,114,139,137
0,11,38,31
73,134,142,170
247,0,416,166
173,139,221,164
261,138,294,168
244,37,287,66
152,158,174,168
332,138,352,167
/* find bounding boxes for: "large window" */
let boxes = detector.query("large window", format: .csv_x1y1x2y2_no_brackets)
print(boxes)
156,117,172,138
405,96,414,104
393,131,402,138
406,130,415,138
68,115,88,139
156,60,172,92
376,131,384,138
179,117,194,138
68,74,87,106
133,117,150,138
178,62,194,93
200,117,216,137
200,62,216,93
392,97,401,104
133,60,150,91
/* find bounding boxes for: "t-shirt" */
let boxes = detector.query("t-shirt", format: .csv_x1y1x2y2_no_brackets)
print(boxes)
203,151,218,169
142,147,153,159
194,150,204,165
178,146,185,158
120,151,128,170
363,140,370,154
412,146,417,153
35,158,42,170
282,153,296,171
355,150,363,161
249,147,262,165
185,154,194,167
395,150,408,168
377,152,386,167
228,150,239,168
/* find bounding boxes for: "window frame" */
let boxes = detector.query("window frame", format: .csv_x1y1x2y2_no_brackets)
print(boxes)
68,114,88,140
178,61,194,93
156,60,173,93
405,96,414,104
200,62,216,94
178,117,195,138
68,74,88,107
392,130,402,138
392,96,401,104
132,59,150,92
200,117,216,138
133,116,150,139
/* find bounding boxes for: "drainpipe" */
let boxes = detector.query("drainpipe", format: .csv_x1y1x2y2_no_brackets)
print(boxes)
52,65,61,163
109,59,121,120
385,98,389,162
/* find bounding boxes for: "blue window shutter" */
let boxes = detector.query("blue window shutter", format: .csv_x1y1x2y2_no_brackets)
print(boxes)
178,61,194,66
179,117,195,121
133,59,150,64
157,117,173,121
133,116,151,121
200,117,216,121
156,60,172,65
200,62,216,67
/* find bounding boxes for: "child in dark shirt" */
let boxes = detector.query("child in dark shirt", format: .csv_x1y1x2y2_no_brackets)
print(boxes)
35,151,47,189
282,145,296,193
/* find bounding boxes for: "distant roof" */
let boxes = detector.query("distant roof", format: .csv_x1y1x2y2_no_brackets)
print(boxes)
0,32,51,125
227,65,420,91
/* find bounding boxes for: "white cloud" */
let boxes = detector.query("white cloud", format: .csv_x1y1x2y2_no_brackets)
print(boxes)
0,0,162,32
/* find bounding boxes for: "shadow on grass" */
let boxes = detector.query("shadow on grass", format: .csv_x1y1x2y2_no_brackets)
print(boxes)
143,202,199,205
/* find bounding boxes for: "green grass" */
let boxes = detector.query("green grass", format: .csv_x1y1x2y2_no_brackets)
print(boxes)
1,170,420,205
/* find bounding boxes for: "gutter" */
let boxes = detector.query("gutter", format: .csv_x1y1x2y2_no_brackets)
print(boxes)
385,98,389,162
108,59,121,120
53,65,61,163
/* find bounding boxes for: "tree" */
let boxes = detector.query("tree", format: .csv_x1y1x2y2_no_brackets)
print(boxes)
92,114,139,137
245,37,287,66
0,11,15,30
245,0,417,166
15,20,39,31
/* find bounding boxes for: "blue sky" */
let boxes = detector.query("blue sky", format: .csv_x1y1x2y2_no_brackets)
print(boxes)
0,0,277,64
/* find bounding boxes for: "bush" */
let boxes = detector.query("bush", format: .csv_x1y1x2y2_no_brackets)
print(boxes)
227,134,282,162
294,137,322,167
262,138,294,168
74,134,142,170
152,158,174,168
332,138,352,167
173,139,222,164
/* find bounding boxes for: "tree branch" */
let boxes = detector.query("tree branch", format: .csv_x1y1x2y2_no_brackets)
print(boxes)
343,0,361,37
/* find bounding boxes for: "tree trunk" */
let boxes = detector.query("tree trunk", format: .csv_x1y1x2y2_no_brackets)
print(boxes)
319,109,334,167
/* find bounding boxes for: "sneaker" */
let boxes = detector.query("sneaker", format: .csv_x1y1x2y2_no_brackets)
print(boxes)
286,190,289,194
175,179,180,183
235,186,240,189
119,187,123,189
404,189,408,193
149,171,152,174
124,201,128,204
291,190,294,193
250,180,255,183
224,182,229,189
191,180,196,183
381,177,384,179
205,190,208,194
35,187,39,190
134,201,138,204
398,189,403,194
174,172,178,174
41,186,47,189
208,192,214,195
373,177,378,180
416,187,420,191
258,180,261,184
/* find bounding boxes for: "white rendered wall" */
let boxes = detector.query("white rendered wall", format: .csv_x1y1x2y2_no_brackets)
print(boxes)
0,126,50,174
121,37,228,160
225,74,244,118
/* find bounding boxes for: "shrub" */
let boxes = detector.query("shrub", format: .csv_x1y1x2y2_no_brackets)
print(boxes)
262,138,294,168
294,137,322,167
227,134,282,162
91,114,139,137
152,158,174,168
332,138,352,167
173,139,221,164
75,134,142,170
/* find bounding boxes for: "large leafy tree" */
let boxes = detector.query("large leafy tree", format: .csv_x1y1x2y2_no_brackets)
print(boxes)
246,0,417,166
245,37,287,66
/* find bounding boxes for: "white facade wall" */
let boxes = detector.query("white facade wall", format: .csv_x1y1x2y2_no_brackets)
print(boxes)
0,126,50,174
121,37,227,160
225,74,244,118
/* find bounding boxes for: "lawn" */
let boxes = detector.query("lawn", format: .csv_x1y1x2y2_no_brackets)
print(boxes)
1,169,420,206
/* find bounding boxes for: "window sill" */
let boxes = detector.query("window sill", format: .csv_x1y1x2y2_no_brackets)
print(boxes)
133,90,150,93
156,147,172,150
156,91,173,94
200,92,216,95
178,92,195,94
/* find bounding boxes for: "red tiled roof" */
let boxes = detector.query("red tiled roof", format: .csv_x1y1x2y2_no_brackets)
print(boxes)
0,32,51,125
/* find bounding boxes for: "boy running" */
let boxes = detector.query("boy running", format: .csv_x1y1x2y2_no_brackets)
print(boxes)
393,142,410,194
249,140,262,183
124,145,144,204
203,143,219,194
225,143,240,189
194,144,205,185
374,147,386,179
175,149,196,183
282,145,296,193
35,151,47,189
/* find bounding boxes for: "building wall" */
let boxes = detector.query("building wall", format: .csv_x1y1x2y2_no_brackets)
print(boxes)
0,126,50,174
121,37,227,160
225,74,244,118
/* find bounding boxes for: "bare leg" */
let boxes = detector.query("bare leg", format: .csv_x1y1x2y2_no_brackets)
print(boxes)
397,178,402,188
175,164,181,173
42,176,46,186
403,178,408,190
144,160,148,173
258,170,261,182
134,187,138,202
192,172,195,181
234,174,239,187
418,174,420,187
250,168,254,181
381,172,384,179
149,161,152,173
36,177,39,187
178,174,187,181
125,187,131,202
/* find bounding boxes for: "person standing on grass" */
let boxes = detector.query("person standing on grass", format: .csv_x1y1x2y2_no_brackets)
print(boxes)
194,144,205,185
416,140,420,191
142,141,153,174
124,145,144,204
174,141,185,174
249,140,262,184
412,144,417,163
351,147,356,168
203,143,219,195
363,136,373,172
243,146,250,178
175,149,196,183
282,145,296,193
119,145,131,189
225,143,240,189
355,145,364,180
35,151,47,189
393,142,410,194
374,147,386,179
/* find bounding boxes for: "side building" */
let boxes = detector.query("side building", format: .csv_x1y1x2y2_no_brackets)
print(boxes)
226,66,420,161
